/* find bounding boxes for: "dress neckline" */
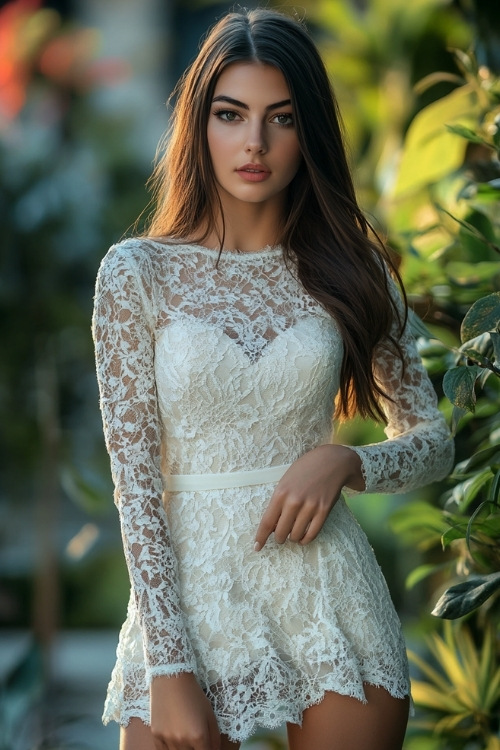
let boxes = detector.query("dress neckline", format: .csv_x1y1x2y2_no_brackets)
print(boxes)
145,237,283,260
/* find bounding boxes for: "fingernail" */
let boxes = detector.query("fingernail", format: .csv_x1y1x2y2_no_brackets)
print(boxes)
254,541,261,552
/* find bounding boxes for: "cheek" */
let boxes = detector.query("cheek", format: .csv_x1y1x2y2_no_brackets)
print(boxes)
208,119,240,142
207,124,230,169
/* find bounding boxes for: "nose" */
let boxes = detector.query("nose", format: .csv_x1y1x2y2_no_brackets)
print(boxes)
245,120,267,154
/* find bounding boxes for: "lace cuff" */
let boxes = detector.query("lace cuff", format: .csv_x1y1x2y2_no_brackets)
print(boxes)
346,276,454,495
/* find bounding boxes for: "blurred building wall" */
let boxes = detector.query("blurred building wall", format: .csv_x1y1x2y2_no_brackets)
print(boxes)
75,0,173,162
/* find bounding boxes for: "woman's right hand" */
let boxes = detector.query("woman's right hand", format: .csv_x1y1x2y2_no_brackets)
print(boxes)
151,673,221,750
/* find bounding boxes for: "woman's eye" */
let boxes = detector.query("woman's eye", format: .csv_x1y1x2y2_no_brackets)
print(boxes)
214,110,240,122
272,113,294,127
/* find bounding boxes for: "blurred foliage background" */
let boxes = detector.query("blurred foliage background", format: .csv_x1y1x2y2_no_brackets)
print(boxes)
0,0,498,748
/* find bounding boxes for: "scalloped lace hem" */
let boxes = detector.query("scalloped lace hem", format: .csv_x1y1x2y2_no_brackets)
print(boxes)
102,677,411,743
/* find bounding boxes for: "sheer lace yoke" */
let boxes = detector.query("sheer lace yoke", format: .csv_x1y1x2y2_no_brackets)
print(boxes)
146,239,325,363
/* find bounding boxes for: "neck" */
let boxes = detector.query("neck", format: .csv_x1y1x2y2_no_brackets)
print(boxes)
201,191,286,252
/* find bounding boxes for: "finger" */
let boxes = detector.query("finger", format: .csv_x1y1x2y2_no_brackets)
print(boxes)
254,494,283,551
298,512,327,545
153,736,166,750
273,497,306,544
287,504,316,543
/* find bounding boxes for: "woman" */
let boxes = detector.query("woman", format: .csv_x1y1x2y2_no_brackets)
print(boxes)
92,8,454,750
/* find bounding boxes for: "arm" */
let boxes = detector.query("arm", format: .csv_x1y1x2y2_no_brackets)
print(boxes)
92,244,197,682
348,278,454,494
255,276,453,551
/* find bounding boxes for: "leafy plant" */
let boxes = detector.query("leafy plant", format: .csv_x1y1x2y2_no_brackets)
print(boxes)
408,621,500,749
383,44,500,749
311,0,472,212
391,291,500,618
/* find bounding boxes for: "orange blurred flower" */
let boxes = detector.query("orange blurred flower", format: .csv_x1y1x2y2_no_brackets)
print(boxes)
39,29,129,91
0,0,44,119
0,0,129,123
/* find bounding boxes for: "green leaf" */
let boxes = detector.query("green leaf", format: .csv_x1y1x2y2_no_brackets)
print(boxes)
461,292,500,342
465,499,500,549
434,713,475,733
406,563,447,590
451,405,467,435
459,347,494,369
432,572,500,619
438,207,500,257
478,368,494,389
410,680,465,712
447,467,493,511
491,331,500,362
445,123,488,145
460,332,493,360
478,626,495,704
393,84,476,197
472,514,500,538
443,365,483,412
407,647,455,694
442,524,467,548
485,668,500,714
458,210,499,262
457,443,500,473
490,468,500,505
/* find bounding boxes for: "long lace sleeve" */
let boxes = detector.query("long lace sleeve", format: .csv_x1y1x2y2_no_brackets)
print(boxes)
348,279,454,494
92,244,197,683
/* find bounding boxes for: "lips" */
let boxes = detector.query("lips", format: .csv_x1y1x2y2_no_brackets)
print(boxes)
236,163,271,182
237,162,270,173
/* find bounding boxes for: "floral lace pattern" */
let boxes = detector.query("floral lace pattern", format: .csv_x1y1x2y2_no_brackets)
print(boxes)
92,238,454,741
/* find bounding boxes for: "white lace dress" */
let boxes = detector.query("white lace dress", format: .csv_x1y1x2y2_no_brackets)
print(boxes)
92,238,454,742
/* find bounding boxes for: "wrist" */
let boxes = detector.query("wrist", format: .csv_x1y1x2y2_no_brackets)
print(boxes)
152,671,197,691
343,447,365,491
319,444,365,491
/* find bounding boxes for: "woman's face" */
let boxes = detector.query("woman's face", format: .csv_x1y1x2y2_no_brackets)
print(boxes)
207,62,302,209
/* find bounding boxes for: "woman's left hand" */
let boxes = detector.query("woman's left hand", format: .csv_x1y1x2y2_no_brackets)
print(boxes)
254,444,365,551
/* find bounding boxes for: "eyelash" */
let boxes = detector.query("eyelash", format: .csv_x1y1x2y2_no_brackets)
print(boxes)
272,113,294,128
212,109,294,128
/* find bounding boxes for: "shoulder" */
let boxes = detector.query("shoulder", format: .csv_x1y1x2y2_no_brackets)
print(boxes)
98,235,204,277
94,239,171,325
97,236,170,277
96,237,183,298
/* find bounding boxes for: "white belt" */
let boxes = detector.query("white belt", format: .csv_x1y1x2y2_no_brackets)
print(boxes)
164,463,291,492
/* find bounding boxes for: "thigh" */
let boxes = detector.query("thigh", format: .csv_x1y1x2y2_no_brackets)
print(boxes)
120,718,240,750
286,683,409,750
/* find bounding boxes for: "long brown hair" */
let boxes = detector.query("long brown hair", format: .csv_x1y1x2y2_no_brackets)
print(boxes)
145,8,407,422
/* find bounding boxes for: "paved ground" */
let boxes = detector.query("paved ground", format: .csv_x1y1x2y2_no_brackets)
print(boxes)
0,630,286,749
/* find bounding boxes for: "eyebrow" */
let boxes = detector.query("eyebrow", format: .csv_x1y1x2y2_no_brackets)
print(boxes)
212,95,291,112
